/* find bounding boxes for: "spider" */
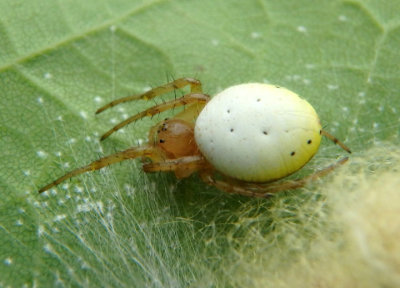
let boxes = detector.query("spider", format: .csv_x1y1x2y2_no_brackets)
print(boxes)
38,78,351,198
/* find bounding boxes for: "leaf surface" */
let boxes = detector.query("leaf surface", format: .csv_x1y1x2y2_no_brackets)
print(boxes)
1,0,399,286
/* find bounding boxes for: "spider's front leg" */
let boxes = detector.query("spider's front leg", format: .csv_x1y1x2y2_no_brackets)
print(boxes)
96,78,203,114
100,93,209,141
38,146,156,193
199,157,349,198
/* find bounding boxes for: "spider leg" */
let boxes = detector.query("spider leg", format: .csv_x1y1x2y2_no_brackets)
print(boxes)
96,78,202,114
199,157,349,198
321,130,351,153
38,146,155,193
143,155,208,178
199,171,266,198
100,93,209,141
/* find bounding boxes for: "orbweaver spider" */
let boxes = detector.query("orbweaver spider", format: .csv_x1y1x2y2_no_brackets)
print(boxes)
39,78,351,198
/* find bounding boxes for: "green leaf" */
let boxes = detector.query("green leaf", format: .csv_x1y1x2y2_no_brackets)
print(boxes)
1,0,399,287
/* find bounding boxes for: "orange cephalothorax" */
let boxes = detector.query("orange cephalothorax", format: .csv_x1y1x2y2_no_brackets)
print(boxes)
156,119,199,159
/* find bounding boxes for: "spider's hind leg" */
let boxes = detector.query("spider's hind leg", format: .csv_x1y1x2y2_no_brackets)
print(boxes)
199,157,349,198
321,130,352,153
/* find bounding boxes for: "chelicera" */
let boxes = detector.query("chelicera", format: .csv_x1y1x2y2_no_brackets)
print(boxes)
38,78,351,198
